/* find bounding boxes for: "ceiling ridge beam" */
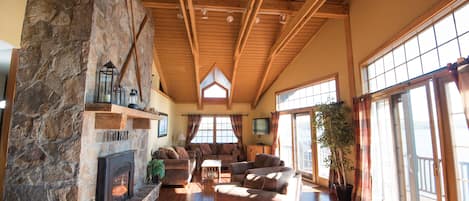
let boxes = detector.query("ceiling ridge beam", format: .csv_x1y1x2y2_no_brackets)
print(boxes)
228,0,264,108
143,1,347,19
179,0,202,108
252,0,326,107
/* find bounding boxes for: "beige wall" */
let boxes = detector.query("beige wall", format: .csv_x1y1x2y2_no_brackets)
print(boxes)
252,19,350,145
350,0,440,95
0,0,26,47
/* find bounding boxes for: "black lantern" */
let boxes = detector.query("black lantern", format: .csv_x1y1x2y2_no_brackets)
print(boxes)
112,85,126,106
97,61,119,103
128,89,139,109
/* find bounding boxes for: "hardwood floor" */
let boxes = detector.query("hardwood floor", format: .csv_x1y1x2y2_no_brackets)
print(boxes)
157,170,333,201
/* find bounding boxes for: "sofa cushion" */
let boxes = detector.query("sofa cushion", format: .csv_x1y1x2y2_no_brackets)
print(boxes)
220,143,236,154
175,146,189,159
245,166,295,194
157,148,169,159
243,173,265,190
165,147,179,159
200,144,212,155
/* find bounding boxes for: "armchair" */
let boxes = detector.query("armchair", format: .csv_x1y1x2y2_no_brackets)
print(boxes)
230,154,284,182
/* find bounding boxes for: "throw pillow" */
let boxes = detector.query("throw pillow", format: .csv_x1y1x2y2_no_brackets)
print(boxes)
165,147,179,159
157,148,169,159
243,173,265,190
220,144,235,154
253,154,269,168
200,144,212,155
175,146,189,159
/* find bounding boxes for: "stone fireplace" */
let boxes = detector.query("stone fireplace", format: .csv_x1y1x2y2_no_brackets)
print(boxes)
96,151,135,201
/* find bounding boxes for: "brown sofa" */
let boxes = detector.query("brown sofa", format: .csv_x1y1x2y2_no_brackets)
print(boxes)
215,166,302,201
152,146,196,186
230,154,285,183
188,143,241,168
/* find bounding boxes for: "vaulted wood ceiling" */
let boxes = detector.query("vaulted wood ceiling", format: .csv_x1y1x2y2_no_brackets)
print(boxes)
144,0,348,107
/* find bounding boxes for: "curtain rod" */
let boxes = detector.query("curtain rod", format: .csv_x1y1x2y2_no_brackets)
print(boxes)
181,113,249,116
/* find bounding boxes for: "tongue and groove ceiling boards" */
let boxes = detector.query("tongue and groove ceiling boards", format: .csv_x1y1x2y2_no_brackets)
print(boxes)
144,0,348,107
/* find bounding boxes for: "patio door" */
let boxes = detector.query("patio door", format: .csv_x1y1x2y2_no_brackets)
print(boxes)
294,113,313,177
391,83,444,201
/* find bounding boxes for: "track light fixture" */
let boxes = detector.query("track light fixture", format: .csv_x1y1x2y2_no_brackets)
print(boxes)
280,14,287,24
255,17,260,24
201,8,208,20
177,12,183,20
226,15,234,23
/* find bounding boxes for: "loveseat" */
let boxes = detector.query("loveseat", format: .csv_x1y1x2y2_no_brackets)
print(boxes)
152,146,196,186
187,143,241,168
215,166,302,201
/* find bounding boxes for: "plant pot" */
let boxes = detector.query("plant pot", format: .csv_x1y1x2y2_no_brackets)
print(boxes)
334,184,353,201
152,176,160,184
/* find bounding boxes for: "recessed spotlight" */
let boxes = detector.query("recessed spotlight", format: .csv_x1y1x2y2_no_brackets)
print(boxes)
226,15,234,23
177,12,183,19
280,14,287,24
255,17,260,24
201,8,208,20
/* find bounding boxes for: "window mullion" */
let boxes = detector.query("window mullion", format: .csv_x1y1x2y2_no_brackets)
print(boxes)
213,116,216,144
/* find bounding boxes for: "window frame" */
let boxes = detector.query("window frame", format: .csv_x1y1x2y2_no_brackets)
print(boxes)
360,1,469,94
275,73,340,112
190,116,238,144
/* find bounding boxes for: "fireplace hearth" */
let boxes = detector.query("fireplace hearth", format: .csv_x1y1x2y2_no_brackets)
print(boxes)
96,151,135,201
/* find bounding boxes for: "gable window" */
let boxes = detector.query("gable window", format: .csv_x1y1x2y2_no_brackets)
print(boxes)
362,3,469,93
200,67,231,101
191,116,238,144
276,77,338,111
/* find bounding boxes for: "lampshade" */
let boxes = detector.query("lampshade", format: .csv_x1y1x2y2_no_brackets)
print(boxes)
178,133,186,141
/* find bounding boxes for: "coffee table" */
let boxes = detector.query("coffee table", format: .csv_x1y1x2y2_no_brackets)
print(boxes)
201,159,221,183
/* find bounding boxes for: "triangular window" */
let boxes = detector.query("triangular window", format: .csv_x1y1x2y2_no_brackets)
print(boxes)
200,67,231,100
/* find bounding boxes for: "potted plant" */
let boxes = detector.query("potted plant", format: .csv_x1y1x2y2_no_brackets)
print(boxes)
147,159,165,184
313,102,354,201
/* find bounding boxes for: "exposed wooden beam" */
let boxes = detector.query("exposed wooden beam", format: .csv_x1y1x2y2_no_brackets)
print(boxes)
344,15,356,99
143,1,347,19
127,0,144,101
228,0,264,108
152,45,168,93
252,0,327,107
179,0,202,108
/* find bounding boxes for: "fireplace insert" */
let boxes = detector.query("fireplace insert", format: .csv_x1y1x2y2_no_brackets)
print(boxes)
96,151,135,201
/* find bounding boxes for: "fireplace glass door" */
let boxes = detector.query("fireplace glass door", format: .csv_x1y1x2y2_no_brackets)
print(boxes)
112,171,130,201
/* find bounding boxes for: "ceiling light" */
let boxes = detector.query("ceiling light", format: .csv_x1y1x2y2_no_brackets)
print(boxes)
201,8,208,20
226,15,234,23
280,14,287,24
255,17,260,24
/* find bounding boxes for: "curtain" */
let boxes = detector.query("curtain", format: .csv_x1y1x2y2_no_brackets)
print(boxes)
270,112,280,155
186,115,201,146
230,115,244,158
457,65,469,128
352,95,372,201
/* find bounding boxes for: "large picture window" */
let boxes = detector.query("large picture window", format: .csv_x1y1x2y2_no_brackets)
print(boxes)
362,3,469,93
276,77,337,111
191,116,238,144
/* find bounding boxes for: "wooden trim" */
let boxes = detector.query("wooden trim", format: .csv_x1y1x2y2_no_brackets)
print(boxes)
152,45,168,94
253,0,327,107
200,62,217,82
344,15,356,99
0,49,18,199
155,89,174,102
275,72,338,95
142,1,348,19
358,0,462,68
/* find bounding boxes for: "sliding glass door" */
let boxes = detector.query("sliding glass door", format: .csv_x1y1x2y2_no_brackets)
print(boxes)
278,114,293,168
295,113,313,175
392,84,444,201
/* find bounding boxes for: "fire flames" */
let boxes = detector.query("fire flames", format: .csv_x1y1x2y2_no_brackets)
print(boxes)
112,185,128,197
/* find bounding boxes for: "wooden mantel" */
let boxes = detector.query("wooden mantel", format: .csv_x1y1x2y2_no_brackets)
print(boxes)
85,103,162,129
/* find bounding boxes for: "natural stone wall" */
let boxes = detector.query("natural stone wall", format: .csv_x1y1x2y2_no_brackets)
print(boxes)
4,0,93,200
85,0,154,107
4,0,154,200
